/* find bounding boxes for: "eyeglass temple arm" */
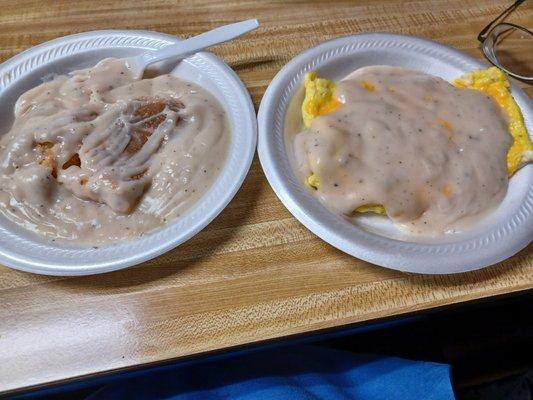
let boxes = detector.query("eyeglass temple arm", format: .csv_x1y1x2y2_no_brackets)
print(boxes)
477,0,526,42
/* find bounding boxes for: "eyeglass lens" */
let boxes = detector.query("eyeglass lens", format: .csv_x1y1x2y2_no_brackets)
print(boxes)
488,24,533,78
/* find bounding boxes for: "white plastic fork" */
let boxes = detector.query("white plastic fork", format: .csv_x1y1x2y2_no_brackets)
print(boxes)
125,19,259,79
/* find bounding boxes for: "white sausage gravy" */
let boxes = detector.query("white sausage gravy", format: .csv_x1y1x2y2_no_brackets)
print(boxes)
294,66,511,235
0,58,229,244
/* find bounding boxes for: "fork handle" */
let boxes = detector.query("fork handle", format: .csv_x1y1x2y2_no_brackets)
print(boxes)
140,19,259,67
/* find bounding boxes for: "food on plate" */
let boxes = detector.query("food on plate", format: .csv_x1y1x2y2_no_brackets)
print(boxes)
452,67,532,175
0,58,229,244
293,65,531,234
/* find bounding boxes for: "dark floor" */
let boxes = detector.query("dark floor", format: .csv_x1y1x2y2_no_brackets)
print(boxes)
12,291,533,400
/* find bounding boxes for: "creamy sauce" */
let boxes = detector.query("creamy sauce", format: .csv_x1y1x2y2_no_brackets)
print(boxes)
0,58,229,244
294,66,511,234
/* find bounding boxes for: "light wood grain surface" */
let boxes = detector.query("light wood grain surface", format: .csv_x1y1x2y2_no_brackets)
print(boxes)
0,0,532,394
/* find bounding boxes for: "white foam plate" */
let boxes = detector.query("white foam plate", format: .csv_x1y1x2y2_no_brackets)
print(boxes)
258,33,532,274
0,30,257,276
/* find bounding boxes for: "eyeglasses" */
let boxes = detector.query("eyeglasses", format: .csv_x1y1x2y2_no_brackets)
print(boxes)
478,0,532,81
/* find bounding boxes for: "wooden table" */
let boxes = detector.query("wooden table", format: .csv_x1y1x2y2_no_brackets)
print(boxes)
1,0,532,395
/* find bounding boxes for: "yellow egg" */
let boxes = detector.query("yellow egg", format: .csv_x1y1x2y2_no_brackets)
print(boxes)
302,68,531,217
301,71,340,128
453,67,532,175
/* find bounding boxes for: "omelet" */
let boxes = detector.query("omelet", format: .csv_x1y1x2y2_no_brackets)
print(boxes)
453,67,533,175
301,71,341,128
302,67,531,216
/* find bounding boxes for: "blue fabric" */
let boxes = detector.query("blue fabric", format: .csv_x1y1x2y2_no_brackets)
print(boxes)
88,345,455,400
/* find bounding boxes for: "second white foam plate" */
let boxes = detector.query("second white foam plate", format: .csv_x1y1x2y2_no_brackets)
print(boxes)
258,33,532,274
